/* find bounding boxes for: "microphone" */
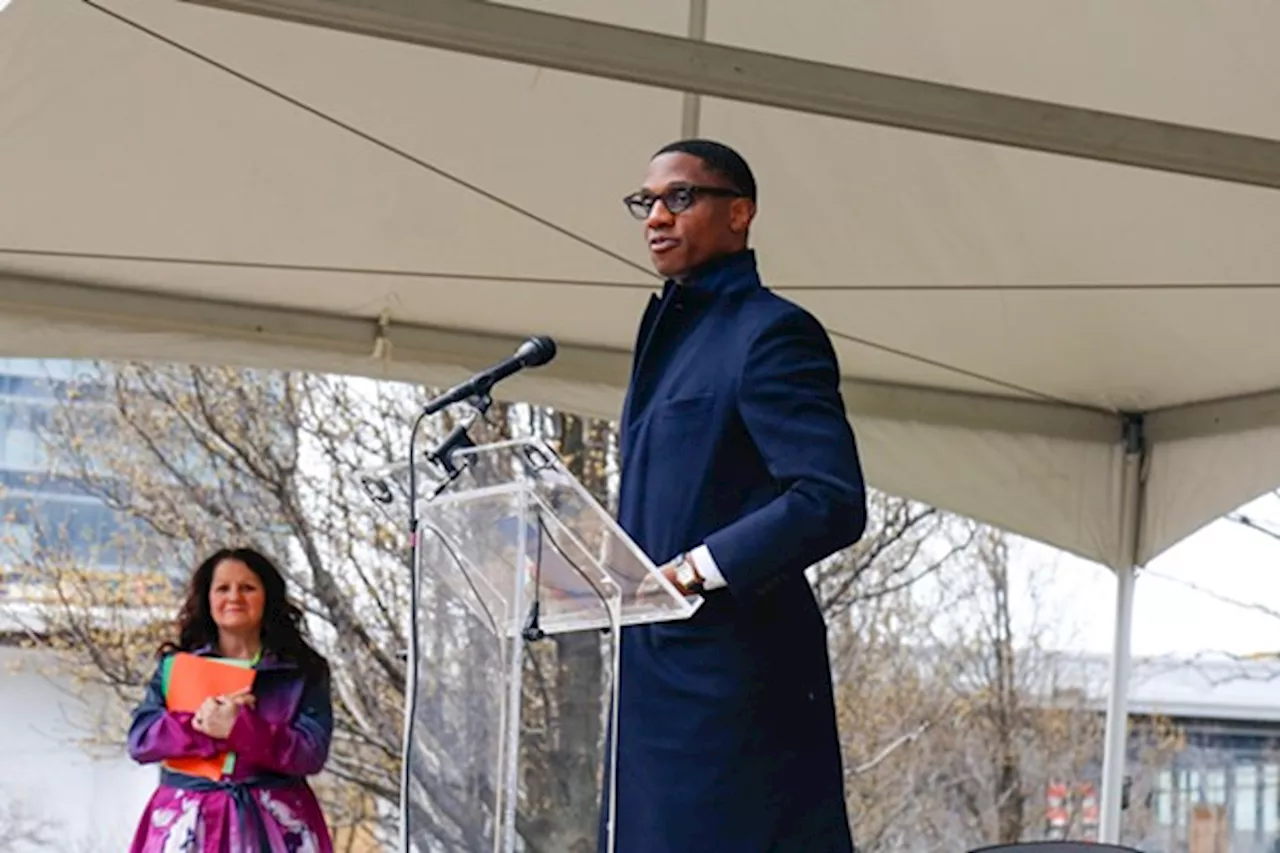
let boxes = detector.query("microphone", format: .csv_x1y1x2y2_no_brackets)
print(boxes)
422,336,557,415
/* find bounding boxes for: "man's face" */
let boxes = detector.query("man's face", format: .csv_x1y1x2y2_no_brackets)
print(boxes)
637,152,753,279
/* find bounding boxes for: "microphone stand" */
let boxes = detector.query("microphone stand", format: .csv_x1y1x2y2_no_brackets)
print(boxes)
399,389,491,853
396,335,555,852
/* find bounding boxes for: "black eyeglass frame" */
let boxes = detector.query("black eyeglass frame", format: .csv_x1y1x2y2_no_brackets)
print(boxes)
622,184,745,219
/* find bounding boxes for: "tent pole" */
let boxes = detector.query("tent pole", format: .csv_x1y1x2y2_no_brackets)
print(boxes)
1098,562,1136,842
1098,416,1146,843
679,0,708,137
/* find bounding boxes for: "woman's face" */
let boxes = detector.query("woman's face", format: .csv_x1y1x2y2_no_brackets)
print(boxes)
209,558,266,636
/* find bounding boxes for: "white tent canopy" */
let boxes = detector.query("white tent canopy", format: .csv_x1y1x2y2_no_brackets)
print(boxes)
3,0,1280,840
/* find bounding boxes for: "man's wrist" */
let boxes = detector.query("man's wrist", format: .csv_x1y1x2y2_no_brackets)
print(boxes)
671,553,705,595
688,545,726,590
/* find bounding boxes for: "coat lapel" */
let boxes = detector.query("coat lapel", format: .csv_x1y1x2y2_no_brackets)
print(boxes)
622,252,762,450
623,283,678,430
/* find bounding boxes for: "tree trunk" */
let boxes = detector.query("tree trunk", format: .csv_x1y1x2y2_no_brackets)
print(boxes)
989,537,1025,844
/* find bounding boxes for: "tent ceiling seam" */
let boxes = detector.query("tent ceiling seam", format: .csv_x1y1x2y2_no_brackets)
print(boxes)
11,249,1275,295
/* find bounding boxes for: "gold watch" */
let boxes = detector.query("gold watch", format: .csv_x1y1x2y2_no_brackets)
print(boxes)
673,554,705,595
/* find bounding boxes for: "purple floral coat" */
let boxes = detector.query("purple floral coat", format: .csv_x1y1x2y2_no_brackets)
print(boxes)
126,647,335,852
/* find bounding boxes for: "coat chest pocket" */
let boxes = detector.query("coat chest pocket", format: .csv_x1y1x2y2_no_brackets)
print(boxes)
653,392,716,430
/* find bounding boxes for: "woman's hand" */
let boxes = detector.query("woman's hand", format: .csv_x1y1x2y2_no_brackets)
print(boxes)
192,688,255,739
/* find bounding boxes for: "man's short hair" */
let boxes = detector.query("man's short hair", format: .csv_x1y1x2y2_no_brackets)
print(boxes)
654,139,757,203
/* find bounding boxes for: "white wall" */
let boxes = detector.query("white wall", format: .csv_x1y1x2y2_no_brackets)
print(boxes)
0,645,156,851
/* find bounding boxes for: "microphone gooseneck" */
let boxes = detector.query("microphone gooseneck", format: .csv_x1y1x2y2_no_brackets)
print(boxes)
422,336,558,416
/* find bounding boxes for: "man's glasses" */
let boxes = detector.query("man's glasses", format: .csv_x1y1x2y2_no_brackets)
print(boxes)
622,185,744,220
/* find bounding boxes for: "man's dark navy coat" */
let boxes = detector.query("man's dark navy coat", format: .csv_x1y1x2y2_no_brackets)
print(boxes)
611,250,867,852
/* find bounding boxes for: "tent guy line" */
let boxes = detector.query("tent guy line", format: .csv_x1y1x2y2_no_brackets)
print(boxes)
824,328,1077,408
4,249,1273,295
79,0,657,281
0,248,652,289
0,264,1067,407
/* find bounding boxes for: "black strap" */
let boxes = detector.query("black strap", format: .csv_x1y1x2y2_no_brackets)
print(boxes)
161,770,299,850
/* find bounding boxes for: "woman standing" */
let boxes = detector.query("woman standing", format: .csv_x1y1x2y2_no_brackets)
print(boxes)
127,547,335,852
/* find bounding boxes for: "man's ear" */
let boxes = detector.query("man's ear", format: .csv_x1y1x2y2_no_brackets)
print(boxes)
728,198,756,235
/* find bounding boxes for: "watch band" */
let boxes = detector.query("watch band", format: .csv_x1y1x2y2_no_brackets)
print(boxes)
673,555,705,595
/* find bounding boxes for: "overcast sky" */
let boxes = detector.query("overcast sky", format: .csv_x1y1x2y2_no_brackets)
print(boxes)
1009,493,1280,660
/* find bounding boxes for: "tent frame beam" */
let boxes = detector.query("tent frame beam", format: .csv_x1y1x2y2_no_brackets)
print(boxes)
179,0,1280,189
1147,390,1280,442
17,272,1280,440
0,271,1118,440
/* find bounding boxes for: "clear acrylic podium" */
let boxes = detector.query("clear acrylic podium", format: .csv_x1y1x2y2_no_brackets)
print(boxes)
360,438,701,853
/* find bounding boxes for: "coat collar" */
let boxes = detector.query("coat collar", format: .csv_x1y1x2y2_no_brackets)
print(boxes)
190,643,296,672
665,249,760,302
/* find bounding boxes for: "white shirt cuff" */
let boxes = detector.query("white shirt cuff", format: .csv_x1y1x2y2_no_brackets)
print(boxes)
689,544,727,591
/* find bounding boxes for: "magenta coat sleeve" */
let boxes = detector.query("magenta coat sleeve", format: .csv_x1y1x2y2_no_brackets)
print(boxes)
224,668,333,777
127,656,224,764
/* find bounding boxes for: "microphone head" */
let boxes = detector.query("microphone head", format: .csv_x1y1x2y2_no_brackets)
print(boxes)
515,335,557,368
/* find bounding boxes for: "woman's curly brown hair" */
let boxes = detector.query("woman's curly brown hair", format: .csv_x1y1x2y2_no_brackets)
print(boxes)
160,547,328,680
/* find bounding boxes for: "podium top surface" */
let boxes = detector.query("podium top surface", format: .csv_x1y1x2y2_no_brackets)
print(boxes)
358,437,701,636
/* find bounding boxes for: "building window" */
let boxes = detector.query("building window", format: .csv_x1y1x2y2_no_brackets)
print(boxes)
1236,764,1258,834
1156,770,1174,826
1263,764,1279,834
1206,768,1227,805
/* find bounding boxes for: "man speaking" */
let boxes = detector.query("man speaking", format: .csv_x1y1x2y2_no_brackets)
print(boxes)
610,139,868,852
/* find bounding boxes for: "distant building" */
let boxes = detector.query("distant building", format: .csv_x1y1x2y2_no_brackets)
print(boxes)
0,358,352,849
0,358,161,848
1047,652,1280,853
0,359,110,577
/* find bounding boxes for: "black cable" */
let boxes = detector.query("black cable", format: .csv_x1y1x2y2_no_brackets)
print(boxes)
398,407,431,853
531,510,614,626
419,521,502,640
399,416,509,852
526,509,621,852
522,513,546,642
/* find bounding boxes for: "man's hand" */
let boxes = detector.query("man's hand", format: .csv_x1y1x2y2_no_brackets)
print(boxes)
635,555,701,602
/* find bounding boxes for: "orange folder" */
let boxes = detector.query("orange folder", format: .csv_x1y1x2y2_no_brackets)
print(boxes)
162,652,257,780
